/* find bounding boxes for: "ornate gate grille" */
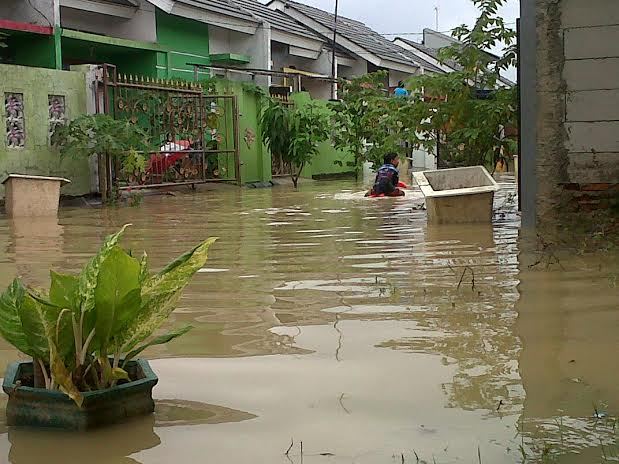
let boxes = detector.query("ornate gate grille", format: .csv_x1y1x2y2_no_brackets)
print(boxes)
98,65,240,193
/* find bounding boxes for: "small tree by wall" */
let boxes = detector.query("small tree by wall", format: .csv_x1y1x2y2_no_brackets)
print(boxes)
330,72,403,171
259,98,329,188
51,114,151,202
330,0,517,171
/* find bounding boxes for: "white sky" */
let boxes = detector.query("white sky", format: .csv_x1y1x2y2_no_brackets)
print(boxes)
293,0,520,42
272,0,521,78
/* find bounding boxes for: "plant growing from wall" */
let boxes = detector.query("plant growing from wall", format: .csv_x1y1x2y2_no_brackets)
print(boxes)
52,114,151,201
0,225,217,406
260,99,330,188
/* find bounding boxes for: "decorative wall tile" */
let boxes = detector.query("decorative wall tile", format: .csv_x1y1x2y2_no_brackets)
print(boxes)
5,93,25,148
48,95,66,142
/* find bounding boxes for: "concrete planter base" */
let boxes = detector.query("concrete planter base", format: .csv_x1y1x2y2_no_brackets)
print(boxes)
414,166,499,224
2,359,158,430
1,174,71,217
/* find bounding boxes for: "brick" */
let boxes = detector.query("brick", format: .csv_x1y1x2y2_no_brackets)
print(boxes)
564,58,619,91
565,122,619,153
580,183,613,191
561,0,619,28
565,25,619,60
566,90,619,122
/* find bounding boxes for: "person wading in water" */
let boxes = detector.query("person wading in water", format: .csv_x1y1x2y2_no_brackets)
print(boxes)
366,153,406,197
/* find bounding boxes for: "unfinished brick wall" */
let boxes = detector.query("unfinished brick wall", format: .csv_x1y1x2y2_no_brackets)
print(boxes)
535,0,619,222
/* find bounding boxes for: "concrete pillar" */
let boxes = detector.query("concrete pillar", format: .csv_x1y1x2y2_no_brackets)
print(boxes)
519,0,538,229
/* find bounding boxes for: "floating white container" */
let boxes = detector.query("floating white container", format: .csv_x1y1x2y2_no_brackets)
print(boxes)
413,166,499,224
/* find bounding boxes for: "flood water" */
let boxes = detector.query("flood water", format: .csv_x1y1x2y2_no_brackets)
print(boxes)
0,178,617,464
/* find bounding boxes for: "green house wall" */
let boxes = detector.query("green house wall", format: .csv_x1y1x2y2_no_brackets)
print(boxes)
213,80,270,184
156,10,210,79
0,64,91,199
291,92,355,179
0,32,59,69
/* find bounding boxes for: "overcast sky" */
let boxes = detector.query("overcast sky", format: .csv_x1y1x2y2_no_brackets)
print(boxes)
291,0,520,42
276,0,520,79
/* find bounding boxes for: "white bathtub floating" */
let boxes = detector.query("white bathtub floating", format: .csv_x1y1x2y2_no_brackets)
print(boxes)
413,166,499,224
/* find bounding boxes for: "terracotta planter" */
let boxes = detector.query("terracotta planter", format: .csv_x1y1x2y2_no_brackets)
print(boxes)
1,174,71,217
2,359,158,431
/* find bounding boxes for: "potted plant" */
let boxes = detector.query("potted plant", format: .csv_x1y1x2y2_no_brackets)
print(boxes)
0,225,216,430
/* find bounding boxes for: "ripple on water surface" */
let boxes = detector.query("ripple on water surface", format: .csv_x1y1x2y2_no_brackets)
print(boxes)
0,179,617,463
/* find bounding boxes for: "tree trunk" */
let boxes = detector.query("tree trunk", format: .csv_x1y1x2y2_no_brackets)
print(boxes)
291,163,305,189
98,154,108,203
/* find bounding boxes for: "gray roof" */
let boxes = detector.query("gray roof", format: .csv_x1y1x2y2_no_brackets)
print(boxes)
231,0,321,39
396,47,445,74
102,0,139,6
177,0,257,22
279,0,418,68
397,36,515,86
396,37,461,71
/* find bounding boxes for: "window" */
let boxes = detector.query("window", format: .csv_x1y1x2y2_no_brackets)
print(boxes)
5,93,25,148
48,95,66,142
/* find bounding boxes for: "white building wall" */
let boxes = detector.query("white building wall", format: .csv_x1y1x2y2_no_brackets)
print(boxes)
271,43,331,99
389,70,411,88
561,0,619,184
337,59,367,80
60,0,156,43
0,0,56,26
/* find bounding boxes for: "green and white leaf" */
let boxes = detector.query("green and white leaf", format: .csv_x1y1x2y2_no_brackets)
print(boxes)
94,246,141,353
18,292,72,361
119,238,217,352
78,224,131,315
124,325,193,363
50,271,79,310
0,279,33,357
139,251,149,284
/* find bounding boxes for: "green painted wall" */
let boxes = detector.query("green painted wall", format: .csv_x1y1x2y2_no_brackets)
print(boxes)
61,37,158,77
291,92,355,179
156,9,210,79
213,80,270,184
0,64,90,199
0,33,58,69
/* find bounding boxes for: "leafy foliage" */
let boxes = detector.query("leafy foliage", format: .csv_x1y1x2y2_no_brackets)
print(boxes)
52,114,151,179
260,98,330,187
330,0,517,170
400,0,518,167
0,226,217,406
330,72,403,170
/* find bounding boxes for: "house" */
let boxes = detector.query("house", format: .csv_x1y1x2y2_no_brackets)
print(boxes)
394,29,515,87
520,0,619,229
267,0,424,95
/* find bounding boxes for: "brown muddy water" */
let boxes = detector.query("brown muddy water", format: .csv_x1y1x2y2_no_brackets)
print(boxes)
0,177,617,464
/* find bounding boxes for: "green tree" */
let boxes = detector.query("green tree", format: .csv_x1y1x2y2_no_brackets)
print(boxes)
260,99,330,188
330,0,517,171
400,0,518,168
330,72,403,171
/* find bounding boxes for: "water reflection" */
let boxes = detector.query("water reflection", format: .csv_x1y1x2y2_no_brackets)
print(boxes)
4,218,64,287
516,247,619,460
7,416,160,464
0,179,616,463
